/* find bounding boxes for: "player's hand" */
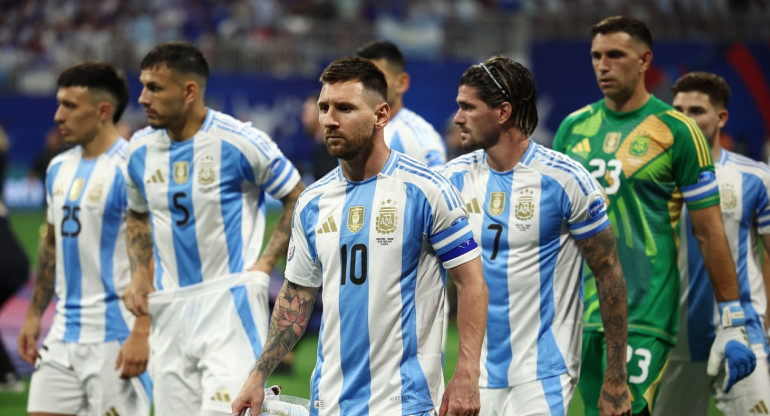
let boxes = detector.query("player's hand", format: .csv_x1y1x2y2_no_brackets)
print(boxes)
707,300,757,393
598,382,631,416
17,316,41,364
122,276,154,317
439,370,480,416
115,328,150,379
232,371,266,416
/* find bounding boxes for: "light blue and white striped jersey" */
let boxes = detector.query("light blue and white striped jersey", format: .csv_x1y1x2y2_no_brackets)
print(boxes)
441,141,610,388
45,139,133,344
385,108,446,168
285,151,480,415
673,149,770,362
126,109,301,291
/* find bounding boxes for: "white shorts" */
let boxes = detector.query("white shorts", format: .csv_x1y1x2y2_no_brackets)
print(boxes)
27,339,151,415
479,373,576,416
148,272,270,415
654,343,770,416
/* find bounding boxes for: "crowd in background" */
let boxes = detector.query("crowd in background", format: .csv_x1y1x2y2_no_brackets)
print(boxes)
0,0,768,93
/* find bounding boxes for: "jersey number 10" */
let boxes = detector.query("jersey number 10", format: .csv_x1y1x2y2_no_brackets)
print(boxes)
340,243,368,285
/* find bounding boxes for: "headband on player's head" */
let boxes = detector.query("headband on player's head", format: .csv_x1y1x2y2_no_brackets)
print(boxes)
479,63,509,100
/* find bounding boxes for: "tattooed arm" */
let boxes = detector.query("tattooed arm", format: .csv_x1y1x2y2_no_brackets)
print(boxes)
122,209,155,316
232,279,319,414
18,223,56,364
250,182,305,274
577,226,631,416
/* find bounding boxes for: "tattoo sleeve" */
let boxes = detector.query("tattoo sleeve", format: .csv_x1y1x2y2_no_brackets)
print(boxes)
578,226,629,387
254,280,318,376
126,210,153,281
29,224,56,317
254,182,304,272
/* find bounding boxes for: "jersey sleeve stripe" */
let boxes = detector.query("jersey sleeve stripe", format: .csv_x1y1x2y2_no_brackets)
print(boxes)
668,111,710,167
570,215,610,240
127,145,149,211
533,147,597,195
681,178,718,202
757,217,770,228
396,158,463,210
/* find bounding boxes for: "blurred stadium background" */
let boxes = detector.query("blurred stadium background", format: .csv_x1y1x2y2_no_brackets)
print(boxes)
2,0,769,414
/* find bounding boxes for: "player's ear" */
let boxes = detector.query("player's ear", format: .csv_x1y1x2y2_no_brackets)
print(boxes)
98,101,113,123
639,49,653,73
498,101,513,125
374,102,390,129
396,72,410,95
184,80,199,104
717,108,729,129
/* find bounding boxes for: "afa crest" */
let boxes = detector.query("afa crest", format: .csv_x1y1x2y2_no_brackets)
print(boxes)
87,178,104,203
720,183,737,211
629,135,650,157
515,189,535,221
347,206,366,233
198,155,215,186
489,192,506,216
376,199,398,234
173,161,189,185
603,132,621,154
69,178,85,201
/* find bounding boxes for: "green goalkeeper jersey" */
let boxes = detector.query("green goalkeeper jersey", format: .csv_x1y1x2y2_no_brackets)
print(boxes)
553,95,718,343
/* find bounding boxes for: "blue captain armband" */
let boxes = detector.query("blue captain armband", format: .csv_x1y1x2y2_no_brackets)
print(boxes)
430,217,477,262
438,238,479,263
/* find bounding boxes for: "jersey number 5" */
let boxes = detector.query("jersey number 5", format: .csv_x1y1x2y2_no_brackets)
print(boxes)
172,192,190,226
340,243,368,285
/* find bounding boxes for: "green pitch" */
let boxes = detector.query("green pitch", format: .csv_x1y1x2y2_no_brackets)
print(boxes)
0,210,723,414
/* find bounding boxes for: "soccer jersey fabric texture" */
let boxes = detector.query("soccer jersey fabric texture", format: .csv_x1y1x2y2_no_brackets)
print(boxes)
441,142,610,388
285,150,480,415
385,107,446,168
673,149,770,362
44,139,133,343
553,95,718,343
125,108,301,290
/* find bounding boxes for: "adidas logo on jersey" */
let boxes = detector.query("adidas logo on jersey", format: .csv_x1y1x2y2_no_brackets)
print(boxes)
317,216,338,234
145,169,166,184
210,388,231,403
104,406,120,416
750,400,769,414
573,138,592,155
466,198,481,214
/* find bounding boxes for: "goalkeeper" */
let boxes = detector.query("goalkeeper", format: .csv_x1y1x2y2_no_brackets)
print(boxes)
553,16,756,416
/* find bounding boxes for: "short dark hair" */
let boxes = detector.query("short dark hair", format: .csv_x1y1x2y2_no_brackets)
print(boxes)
591,15,653,49
57,62,130,123
671,72,731,109
319,57,388,103
140,41,210,85
459,55,538,137
356,41,405,72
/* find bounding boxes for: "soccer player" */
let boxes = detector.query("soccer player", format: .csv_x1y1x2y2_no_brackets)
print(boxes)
17,62,151,416
357,40,447,168
442,56,630,416
121,42,304,415
232,56,488,416
553,16,756,415
653,72,770,416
